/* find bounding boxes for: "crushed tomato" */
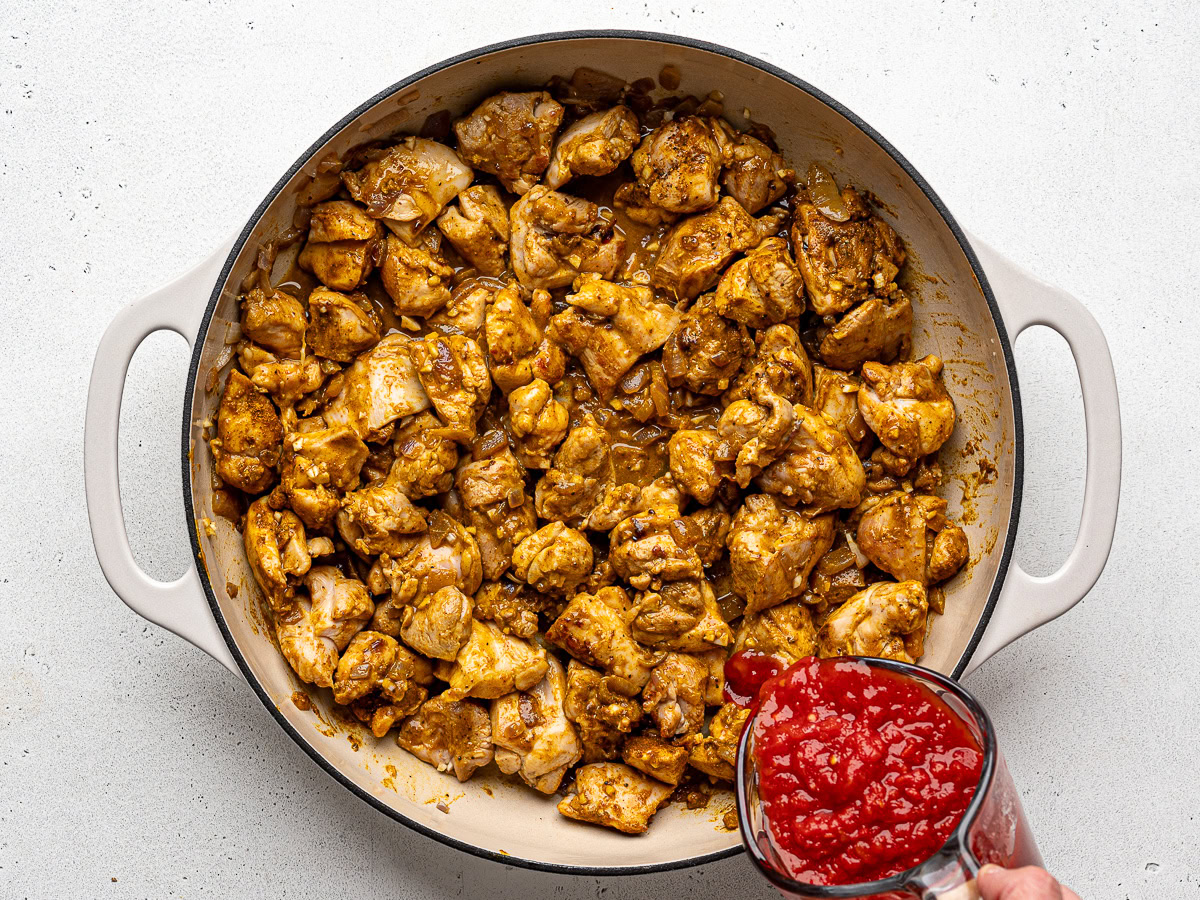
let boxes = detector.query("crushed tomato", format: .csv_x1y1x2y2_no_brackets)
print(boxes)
749,657,984,887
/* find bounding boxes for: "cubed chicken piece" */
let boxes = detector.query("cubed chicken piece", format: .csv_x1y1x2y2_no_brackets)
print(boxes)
389,411,459,499
243,498,309,613
454,91,564,195
509,185,625,290
811,365,871,456
275,595,339,689
436,619,549,700
484,281,567,394
305,565,374,650
408,333,492,443
818,580,929,663
436,185,510,276
534,422,614,526
716,381,796,487
454,450,537,580
395,694,494,782
512,522,593,595
507,378,570,469
858,355,956,458
241,287,307,357
717,124,795,215
279,425,369,529
297,200,384,291
238,343,325,409
642,651,723,739
341,137,473,239
819,291,913,371
549,275,683,399
557,763,673,834
667,429,732,505
727,324,813,408
369,511,483,633
650,197,765,301
609,510,704,590
332,630,400,706
856,492,969,585
630,579,732,651
544,105,640,189
755,407,867,513
306,288,381,362
491,656,582,794
427,281,492,339
584,475,685,534
342,638,437,734
727,494,836,614
686,702,750,781
563,660,643,763
714,236,805,328
662,292,753,396
336,479,427,557
379,232,454,317
791,166,905,316
323,333,432,440
621,735,689,787
472,580,550,639
732,600,819,666
546,587,660,688
689,504,733,567
623,116,725,216
400,585,474,661
212,369,282,494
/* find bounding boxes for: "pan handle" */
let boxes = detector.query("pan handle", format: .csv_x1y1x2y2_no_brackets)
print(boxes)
84,237,242,677
963,234,1121,675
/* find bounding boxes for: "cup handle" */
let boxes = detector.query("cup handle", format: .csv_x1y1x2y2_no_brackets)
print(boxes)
962,234,1122,675
84,237,242,677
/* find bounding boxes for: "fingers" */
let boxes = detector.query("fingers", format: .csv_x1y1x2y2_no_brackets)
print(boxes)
977,864,1070,899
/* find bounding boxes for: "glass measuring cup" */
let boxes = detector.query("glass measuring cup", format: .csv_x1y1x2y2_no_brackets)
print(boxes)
735,658,1042,900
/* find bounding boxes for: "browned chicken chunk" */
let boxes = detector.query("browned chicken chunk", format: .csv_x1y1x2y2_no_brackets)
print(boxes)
336,479,427,557
388,411,459,498
819,290,913,370
856,492,969,585
428,281,492,338
727,323,813,408
733,600,819,665
436,619,549,700
686,702,749,781
859,355,956,458
408,333,492,443
714,236,805,328
667,429,732,505
436,184,510,276
241,287,306,357
621,735,689,786
662,292,753,396
508,378,570,469
609,509,704,591
472,580,549,639
491,656,582,793
484,281,567,395
298,200,384,291
454,91,564,194
534,421,613,525
811,364,871,455
510,185,625,290
395,694,494,782
544,105,640,189
623,116,725,217
212,370,282,494
642,651,722,739
512,522,594,595
557,763,673,834
564,660,643,762
323,333,431,440
630,579,732,651
306,288,381,362
279,425,369,528
453,449,537,580
651,196,765,301
818,580,929,663
727,494,836,614
755,407,867,513
379,231,454,317
546,587,661,688
717,123,795,214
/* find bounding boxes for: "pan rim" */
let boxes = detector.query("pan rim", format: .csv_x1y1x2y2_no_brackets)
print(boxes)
180,28,1024,877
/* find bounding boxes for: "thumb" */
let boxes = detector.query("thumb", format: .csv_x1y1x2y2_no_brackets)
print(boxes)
976,865,1066,899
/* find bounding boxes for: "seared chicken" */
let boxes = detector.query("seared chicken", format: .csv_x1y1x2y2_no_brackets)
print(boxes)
483,281,567,395
279,425,369,528
323,333,432,440
623,117,725,217
306,288,381,362
341,137,473,239
428,281,492,338
400,585,474,661
727,494,836,614
379,231,454,317
667,429,732,505
621,735,689,787
241,288,306,358
333,630,400,706
650,197,765,301
557,763,673,834
509,186,625,290
685,702,750,781
544,105,640,189
389,411,459,499
716,380,796,487
408,333,492,443
629,579,732,651
534,421,614,525
344,635,434,736
727,323,813,408
609,509,704,590
491,656,582,793
717,123,794,214
243,498,308,612
297,200,384,291
395,694,494,781
436,184,510,276
819,290,912,370
454,91,564,195
336,479,426,557
305,565,374,650
507,378,570,469
549,275,682,398
512,522,593,595
472,580,549,639
662,292,753,396
856,492,969,585
237,343,324,410
755,407,867,513
546,587,661,688
563,660,643,763
811,364,871,455
714,236,805,328
733,600,819,665
437,619,549,700
212,370,282,494
818,580,929,663
858,355,956,458
454,450,537,580
791,165,905,316
642,651,722,739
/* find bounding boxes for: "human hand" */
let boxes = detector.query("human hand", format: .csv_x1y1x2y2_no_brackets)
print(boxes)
977,865,1081,899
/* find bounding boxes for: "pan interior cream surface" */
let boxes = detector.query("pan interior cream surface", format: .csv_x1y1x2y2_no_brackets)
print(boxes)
185,35,1017,871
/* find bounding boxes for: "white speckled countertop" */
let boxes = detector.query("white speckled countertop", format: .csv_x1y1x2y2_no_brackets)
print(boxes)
2,1,1197,897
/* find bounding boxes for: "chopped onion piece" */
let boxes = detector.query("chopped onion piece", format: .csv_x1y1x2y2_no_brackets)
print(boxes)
808,163,850,222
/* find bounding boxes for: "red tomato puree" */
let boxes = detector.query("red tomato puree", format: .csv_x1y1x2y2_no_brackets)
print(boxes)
742,655,984,886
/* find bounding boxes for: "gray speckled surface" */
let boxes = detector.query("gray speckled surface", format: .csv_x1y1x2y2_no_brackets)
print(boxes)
1,1,1196,897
